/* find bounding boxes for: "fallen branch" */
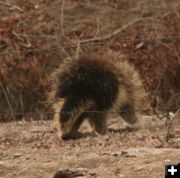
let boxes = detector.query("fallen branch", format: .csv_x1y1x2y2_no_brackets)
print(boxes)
79,17,154,44
75,17,100,59
0,1,24,13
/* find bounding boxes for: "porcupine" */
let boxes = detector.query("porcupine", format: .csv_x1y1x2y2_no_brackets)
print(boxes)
49,50,146,140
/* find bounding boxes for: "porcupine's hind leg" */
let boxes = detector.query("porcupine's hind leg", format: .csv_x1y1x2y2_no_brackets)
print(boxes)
87,111,107,135
119,104,139,125
59,96,95,140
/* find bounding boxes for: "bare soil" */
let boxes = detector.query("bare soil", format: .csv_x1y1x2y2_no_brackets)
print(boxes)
0,114,180,178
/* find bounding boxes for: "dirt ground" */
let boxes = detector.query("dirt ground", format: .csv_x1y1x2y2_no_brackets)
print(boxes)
0,0,180,178
0,114,180,178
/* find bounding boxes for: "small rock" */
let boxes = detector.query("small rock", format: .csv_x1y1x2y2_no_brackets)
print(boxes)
135,43,145,50
9,7,16,11
54,170,72,178
13,153,22,158
89,172,96,176
148,168,153,171
120,150,136,157
136,166,143,171
34,5,40,9
53,168,88,178
164,159,171,163
0,161,5,166
120,151,129,157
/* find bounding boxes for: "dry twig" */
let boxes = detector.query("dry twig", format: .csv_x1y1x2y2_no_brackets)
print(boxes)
79,17,154,44
12,31,32,48
0,1,24,13
165,110,180,142
60,0,65,37
75,40,81,59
